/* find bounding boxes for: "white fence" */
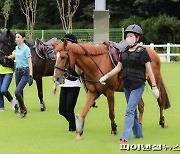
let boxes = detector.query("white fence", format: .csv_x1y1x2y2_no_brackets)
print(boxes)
143,43,180,63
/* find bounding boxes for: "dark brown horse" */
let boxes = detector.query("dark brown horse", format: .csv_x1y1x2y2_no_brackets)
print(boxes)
0,30,56,111
53,40,170,139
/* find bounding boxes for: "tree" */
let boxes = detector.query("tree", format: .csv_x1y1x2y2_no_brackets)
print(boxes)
2,0,13,28
18,0,38,38
56,0,80,33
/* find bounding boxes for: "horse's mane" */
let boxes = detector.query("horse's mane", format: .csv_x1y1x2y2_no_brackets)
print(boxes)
68,43,108,56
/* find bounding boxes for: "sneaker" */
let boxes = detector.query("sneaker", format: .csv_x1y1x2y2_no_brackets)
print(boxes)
0,108,4,112
75,114,79,129
11,98,19,112
118,139,127,144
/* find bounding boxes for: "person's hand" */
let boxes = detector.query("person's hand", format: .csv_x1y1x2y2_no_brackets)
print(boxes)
52,84,57,95
152,86,159,99
28,75,33,86
99,75,108,85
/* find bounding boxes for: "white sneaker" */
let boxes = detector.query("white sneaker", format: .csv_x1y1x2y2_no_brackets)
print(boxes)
11,98,18,111
75,114,79,129
0,108,4,112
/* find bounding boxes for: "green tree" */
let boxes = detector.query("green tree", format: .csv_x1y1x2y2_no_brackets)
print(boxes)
56,0,80,33
2,0,13,28
18,0,38,38
141,15,180,44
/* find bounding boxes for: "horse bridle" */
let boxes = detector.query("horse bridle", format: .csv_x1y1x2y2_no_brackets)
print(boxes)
54,46,102,83
54,47,71,80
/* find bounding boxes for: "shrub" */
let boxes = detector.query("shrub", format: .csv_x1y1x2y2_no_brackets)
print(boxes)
12,22,26,29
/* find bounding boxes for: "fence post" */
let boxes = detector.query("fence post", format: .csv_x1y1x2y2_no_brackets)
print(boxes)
121,27,124,40
167,43,170,63
41,30,44,40
150,43,154,50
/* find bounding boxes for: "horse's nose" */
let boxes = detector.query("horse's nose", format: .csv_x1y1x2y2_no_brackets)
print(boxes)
54,76,64,85
53,76,59,84
56,77,60,82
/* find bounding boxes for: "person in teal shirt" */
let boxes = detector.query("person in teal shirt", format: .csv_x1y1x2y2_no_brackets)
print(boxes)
8,31,33,118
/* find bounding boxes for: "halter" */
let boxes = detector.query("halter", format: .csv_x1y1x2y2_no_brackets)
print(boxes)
54,47,71,80
54,46,101,83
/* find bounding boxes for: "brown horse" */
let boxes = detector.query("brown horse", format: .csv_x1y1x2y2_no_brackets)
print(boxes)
53,40,170,139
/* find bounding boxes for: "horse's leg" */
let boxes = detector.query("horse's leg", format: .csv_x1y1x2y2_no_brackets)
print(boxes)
35,76,46,111
106,90,117,135
138,98,144,125
157,79,170,128
158,101,167,128
80,73,98,108
76,91,100,140
147,75,170,128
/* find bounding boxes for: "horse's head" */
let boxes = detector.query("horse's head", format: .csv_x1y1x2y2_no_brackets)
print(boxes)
0,30,16,58
53,40,76,85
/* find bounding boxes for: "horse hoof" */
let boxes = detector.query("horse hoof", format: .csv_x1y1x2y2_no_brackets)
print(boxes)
41,107,46,112
111,131,118,135
76,133,81,140
161,123,168,128
40,104,46,112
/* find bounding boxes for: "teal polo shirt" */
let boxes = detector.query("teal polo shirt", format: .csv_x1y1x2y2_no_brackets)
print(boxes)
15,43,31,68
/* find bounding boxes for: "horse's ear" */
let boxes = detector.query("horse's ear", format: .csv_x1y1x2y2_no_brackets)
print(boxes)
103,41,110,49
63,40,68,47
53,41,59,50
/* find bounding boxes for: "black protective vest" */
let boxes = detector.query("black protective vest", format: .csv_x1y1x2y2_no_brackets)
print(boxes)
121,46,146,80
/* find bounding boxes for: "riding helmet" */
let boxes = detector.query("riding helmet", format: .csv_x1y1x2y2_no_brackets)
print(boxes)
61,33,78,43
125,24,143,36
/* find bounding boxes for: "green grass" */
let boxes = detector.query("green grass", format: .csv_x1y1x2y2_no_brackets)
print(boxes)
0,63,180,154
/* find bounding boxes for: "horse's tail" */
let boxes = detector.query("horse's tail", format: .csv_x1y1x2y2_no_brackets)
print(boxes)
159,76,171,109
147,47,171,110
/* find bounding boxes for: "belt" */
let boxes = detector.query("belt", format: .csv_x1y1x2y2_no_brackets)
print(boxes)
16,67,29,71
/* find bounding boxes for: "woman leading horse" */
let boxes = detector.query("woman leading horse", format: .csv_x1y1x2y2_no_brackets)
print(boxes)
53,33,170,140
100,24,159,144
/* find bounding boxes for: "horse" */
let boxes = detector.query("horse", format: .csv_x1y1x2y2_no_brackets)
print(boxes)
53,40,170,139
0,30,56,111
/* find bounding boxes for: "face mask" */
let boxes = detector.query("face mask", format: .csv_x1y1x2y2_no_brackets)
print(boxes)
126,36,137,47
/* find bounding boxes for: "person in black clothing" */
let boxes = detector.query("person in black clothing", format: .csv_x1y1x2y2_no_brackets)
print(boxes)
52,34,81,132
99,24,159,143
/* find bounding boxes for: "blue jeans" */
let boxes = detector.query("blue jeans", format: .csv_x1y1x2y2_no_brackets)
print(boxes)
15,69,29,96
120,84,145,141
0,73,13,108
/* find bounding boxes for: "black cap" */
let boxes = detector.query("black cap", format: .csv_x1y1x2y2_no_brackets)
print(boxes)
61,33,77,43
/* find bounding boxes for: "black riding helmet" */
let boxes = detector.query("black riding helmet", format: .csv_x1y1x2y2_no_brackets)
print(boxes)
125,24,143,36
61,33,78,43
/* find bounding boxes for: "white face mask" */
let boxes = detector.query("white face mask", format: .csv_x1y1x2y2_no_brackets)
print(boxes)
126,36,137,47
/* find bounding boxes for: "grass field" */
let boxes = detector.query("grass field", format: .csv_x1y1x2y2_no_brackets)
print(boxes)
0,63,180,154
